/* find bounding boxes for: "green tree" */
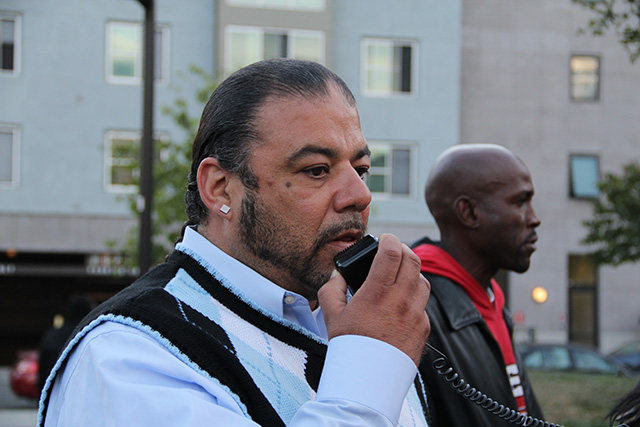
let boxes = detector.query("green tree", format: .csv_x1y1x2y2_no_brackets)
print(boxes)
114,66,217,268
582,162,640,265
573,0,640,63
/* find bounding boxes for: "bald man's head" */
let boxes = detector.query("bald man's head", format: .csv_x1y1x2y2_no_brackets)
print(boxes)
426,144,525,227
424,144,541,274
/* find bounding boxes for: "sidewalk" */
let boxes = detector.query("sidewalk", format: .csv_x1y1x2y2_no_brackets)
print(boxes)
0,409,38,427
0,367,38,426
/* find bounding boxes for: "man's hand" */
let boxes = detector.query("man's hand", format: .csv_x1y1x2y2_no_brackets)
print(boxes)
318,233,431,366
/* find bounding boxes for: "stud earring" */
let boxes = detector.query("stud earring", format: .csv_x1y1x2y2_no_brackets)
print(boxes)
220,204,231,214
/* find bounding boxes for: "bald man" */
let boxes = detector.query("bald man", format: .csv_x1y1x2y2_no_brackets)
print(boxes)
412,144,544,427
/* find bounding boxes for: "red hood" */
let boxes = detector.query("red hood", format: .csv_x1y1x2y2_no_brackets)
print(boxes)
412,243,504,315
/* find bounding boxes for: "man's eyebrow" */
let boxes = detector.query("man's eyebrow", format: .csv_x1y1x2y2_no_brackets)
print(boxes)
357,146,371,159
508,188,534,202
286,145,371,165
286,146,338,166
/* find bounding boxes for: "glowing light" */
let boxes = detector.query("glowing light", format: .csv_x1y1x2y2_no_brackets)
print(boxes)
532,286,548,304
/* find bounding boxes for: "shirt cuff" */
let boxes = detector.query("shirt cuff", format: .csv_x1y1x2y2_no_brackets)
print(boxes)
316,335,417,424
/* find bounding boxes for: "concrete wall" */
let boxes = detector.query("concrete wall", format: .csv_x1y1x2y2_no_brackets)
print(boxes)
459,0,640,351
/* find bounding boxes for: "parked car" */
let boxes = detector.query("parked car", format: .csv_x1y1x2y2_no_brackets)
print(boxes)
608,340,640,373
10,349,40,399
519,343,632,376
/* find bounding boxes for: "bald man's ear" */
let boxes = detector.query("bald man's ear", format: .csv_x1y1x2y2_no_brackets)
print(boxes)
197,157,233,220
453,196,480,229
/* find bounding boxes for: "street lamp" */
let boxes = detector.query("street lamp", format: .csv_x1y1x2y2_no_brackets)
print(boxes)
136,0,154,274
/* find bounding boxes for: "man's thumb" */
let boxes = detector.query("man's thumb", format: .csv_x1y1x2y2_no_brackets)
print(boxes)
317,270,348,336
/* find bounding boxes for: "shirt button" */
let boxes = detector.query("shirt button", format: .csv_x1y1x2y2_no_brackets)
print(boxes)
284,296,296,304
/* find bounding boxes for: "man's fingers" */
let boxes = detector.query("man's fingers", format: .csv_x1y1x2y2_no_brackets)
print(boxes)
362,234,425,297
393,244,428,293
362,234,403,289
319,233,432,364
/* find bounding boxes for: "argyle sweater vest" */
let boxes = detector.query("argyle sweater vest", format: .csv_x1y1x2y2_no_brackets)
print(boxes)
39,247,430,426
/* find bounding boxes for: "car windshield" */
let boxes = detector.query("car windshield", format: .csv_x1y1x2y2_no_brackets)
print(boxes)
610,341,640,357
525,347,571,370
572,348,619,374
523,345,624,375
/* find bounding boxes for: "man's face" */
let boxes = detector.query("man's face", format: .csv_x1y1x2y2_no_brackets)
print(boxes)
229,85,371,300
477,161,541,273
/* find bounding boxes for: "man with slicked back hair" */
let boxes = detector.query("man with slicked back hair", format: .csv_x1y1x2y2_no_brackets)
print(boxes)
40,59,433,427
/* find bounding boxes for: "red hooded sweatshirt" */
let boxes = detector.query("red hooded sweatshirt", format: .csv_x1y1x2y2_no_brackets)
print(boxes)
413,243,527,413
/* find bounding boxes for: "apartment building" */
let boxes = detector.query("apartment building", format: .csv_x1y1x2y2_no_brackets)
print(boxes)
0,0,217,363
0,0,460,364
456,0,640,352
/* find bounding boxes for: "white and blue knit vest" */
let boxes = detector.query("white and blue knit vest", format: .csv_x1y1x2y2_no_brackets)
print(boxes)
39,248,431,426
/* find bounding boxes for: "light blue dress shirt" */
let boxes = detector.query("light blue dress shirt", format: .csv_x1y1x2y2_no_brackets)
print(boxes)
44,227,421,426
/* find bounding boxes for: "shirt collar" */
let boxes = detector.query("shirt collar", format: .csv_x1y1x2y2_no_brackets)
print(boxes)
179,226,295,320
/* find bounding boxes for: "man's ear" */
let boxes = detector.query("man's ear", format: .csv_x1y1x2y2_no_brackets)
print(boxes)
197,157,233,219
453,196,480,229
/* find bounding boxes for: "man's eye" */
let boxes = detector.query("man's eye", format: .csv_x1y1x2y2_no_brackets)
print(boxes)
305,166,328,178
356,167,370,180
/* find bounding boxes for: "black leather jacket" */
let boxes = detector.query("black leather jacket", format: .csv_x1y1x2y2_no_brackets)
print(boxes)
418,272,544,427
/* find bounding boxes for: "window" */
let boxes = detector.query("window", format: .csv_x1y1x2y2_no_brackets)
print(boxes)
570,55,600,101
541,347,572,370
104,131,168,192
226,0,324,11
0,125,19,188
362,38,416,96
105,131,139,193
569,155,599,199
226,26,324,73
1,13,20,75
106,22,169,84
366,142,413,196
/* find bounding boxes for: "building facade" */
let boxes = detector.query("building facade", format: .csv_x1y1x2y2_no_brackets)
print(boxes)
456,0,640,352
0,0,637,364
0,0,217,363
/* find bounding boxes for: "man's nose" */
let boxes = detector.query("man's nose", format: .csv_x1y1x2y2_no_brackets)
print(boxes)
333,168,372,213
529,205,541,228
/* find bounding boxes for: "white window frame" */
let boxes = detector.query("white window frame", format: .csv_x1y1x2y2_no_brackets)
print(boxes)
366,141,416,199
224,25,325,74
154,25,171,83
105,21,170,85
569,154,600,199
104,130,140,193
0,12,21,76
0,124,20,189
225,0,325,12
361,38,418,98
104,130,169,193
570,54,600,102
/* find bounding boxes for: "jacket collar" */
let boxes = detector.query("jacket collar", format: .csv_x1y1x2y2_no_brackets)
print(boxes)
428,274,483,331
427,273,515,334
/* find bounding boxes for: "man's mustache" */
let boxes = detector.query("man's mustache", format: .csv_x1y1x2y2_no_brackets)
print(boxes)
312,217,367,253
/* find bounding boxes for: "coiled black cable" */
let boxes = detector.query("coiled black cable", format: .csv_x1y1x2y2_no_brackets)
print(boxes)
425,343,630,427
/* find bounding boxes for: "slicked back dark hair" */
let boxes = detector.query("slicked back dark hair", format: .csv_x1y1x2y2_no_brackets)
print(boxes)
182,58,356,234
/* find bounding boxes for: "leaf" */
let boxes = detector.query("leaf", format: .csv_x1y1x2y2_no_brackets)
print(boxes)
582,162,640,265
